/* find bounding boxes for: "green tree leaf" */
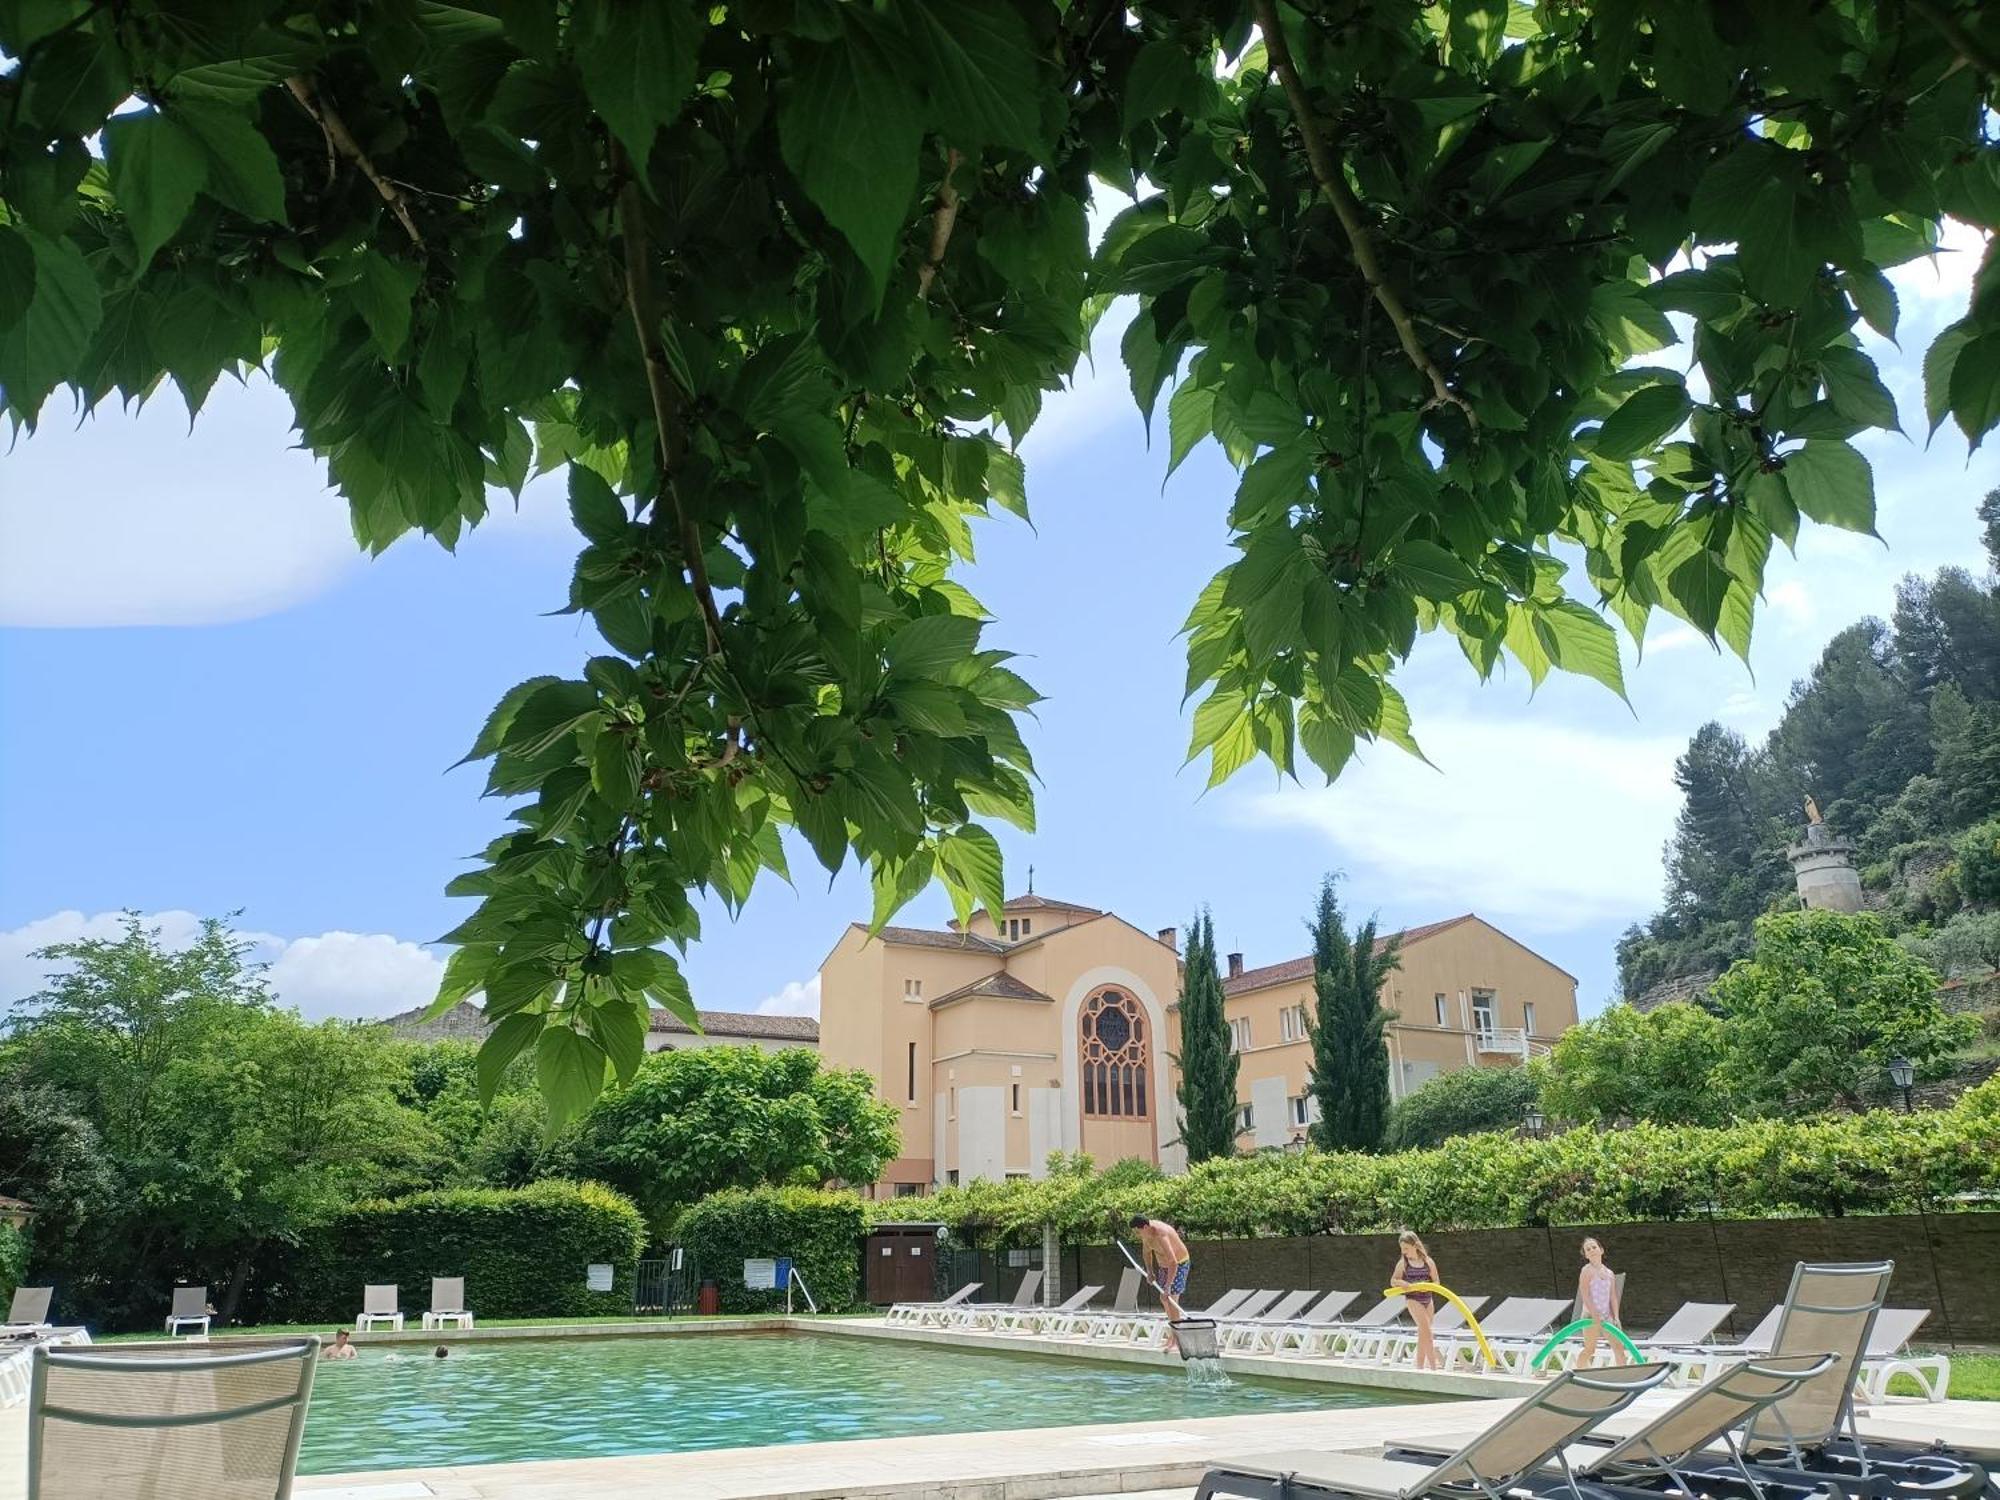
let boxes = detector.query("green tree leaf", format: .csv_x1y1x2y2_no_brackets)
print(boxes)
1782,440,1875,533
177,104,288,223
0,228,102,424
536,1026,609,1130
478,1012,545,1104
1540,600,1627,699
937,825,1006,926
1947,331,2000,449
349,250,419,361
776,15,922,302
905,0,1047,153
1594,381,1691,460
0,225,35,334
1924,322,1971,438
571,0,700,174
104,111,208,271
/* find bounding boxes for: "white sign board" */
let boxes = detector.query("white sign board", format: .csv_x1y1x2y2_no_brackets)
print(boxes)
742,1257,779,1290
585,1263,613,1292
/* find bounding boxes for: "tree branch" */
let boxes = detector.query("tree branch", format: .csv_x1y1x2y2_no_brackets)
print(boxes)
613,161,724,658
1909,0,2000,77
1251,0,1477,431
285,76,425,250
916,150,964,302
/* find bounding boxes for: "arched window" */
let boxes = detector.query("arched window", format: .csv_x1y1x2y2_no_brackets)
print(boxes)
1080,988,1149,1119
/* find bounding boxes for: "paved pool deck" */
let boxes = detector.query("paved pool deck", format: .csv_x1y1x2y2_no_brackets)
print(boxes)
3,1316,1995,1500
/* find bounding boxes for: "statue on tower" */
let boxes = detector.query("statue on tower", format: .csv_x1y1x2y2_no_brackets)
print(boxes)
1802,796,1832,847
1787,795,1861,909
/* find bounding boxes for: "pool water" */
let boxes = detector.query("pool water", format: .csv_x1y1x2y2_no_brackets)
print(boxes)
300,1331,1403,1474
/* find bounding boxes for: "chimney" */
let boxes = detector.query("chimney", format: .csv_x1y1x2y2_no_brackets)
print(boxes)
1158,927,1177,951
1227,952,1244,978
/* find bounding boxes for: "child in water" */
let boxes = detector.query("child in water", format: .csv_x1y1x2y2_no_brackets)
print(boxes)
1576,1237,1626,1366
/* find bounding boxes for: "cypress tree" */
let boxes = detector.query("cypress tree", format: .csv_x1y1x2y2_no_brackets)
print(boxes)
1172,909,1240,1163
1305,876,1400,1152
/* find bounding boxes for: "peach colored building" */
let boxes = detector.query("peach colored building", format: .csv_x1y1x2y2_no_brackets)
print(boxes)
817,896,1577,1195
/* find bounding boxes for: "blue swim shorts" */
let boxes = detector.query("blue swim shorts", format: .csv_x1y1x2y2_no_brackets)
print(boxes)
1165,1262,1190,1296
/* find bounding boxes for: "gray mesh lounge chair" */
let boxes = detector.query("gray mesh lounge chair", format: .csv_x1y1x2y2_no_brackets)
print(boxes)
1741,1262,1895,1470
1194,1361,1669,1500
355,1284,402,1333
1258,1291,1362,1356
1637,1300,1737,1350
1394,1352,1840,1500
28,1337,318,1500
1367,1294,1491,1366
1068,1268,1150,1340
1132,1287,1256,1348
1214,1289,1316,1350
886,1280,980,1326
4,1286,53,1331
421,1277,473,1331
164,1286,210,1338
954,1271,1045,1331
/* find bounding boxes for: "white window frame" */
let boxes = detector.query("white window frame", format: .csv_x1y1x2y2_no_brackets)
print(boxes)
903,977,923,1001
1280,1004,1308,1042
1289,1095,1310,1127
1472,988,1497,1040
1523,1001,1538,1037
1228,1016,1253,1052
1236,1103,1254,1133
1434,992,1448,1026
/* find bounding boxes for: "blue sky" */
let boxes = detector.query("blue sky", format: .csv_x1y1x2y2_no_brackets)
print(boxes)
1,224,1991,1024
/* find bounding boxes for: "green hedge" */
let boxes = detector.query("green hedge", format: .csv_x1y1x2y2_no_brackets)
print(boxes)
889,1075,2000,1242
0,1223,25,1307
675,1187,865,1313
262,1180,645,1323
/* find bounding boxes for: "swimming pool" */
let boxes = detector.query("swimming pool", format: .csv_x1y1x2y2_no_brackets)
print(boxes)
300,1331,1415,1474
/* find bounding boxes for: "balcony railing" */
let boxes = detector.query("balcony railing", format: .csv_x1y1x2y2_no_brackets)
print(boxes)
1475,1025,1530,1058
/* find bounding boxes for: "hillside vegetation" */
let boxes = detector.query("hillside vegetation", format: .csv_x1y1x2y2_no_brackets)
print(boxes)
1618,492,2000,1005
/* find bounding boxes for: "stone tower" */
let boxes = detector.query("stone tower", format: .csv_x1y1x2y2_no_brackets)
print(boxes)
1785,798,1863,913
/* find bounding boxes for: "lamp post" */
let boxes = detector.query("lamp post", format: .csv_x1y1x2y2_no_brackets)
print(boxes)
1523,1103,1547,1138
1888,1056,1915,1114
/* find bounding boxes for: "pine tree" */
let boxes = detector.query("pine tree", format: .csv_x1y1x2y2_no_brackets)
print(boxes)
1305,877,1400,1152
1172,910,1239,1164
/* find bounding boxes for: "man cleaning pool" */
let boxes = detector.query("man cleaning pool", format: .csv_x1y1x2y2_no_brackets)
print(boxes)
1129,1214,1191,1323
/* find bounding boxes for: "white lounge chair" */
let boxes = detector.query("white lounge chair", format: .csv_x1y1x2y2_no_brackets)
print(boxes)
1855,1307,1949,1404
1436,1295,1571,1373
3,1286,53,1333
992,1283,1101,1336
1194,1361,1669,1500
955,1271,1044,1331
1215,1289,1316,1351
1258,1290,1361,1356
1287,1294,1406,1360
421,1277,474,1331
1659,1304,1782,1385
1068,1269,1151,1340
26,1337,317,1499
886,1280,980,1326
355,1284,403,1332
164,1286,210,1338
1225,1290,1357,1354
1369,1293,1490,1366
1128,1287,1257,1348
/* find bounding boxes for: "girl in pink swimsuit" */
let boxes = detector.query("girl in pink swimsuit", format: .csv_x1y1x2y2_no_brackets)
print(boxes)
1576,1237,1627,1367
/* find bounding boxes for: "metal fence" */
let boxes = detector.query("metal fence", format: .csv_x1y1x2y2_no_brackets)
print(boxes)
634,1249,700,1315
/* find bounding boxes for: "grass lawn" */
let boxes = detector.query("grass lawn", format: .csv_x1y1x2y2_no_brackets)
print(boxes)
1886,1351,2000,1401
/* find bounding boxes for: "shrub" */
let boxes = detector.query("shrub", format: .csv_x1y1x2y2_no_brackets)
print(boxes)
0,1223,26,1306
674,1187,866,1313
261,1179,645,1324
1956,820,2000,906
1384,1065,1539,1149
898,1075,2000,1241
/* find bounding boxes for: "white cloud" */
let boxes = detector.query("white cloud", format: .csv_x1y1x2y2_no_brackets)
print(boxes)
1233,718,1683,932
0,909,443,1022
753,974,821,1017
0,374,571,629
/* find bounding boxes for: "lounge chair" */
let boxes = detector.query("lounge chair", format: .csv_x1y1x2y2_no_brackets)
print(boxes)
1287,1295,1407,1360
26,1337,317,1500
1538,1296,1735,1374
1856,1307,1950,1405
421,1277,474,1331
1214,1290,1316,1351
1368,1294,1490,1366
1193,1361,1669,1500
955,1270,1044,1331
1061,1268,1147,1340
991,1283,1100,1336
885,1280,981,1326
1658,1304,1783,1386
1391,1351,1841,1497
1436,1295,1571,1373
1130,1287,1257,1349
1228,1290,1359,1355
3,1286,53,1333
355,1284,403,1332
164,1286,210,1338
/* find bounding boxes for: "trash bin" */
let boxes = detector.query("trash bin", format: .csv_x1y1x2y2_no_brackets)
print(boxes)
697,1279,720,1316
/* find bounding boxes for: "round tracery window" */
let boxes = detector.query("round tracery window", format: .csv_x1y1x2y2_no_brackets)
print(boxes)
1080,989,1148,1119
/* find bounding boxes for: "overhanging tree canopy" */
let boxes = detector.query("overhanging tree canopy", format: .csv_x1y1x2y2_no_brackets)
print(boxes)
4,0,1996,1120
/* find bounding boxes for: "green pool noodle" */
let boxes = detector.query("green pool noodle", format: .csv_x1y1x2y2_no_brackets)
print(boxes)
1529,1317,1644,1369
